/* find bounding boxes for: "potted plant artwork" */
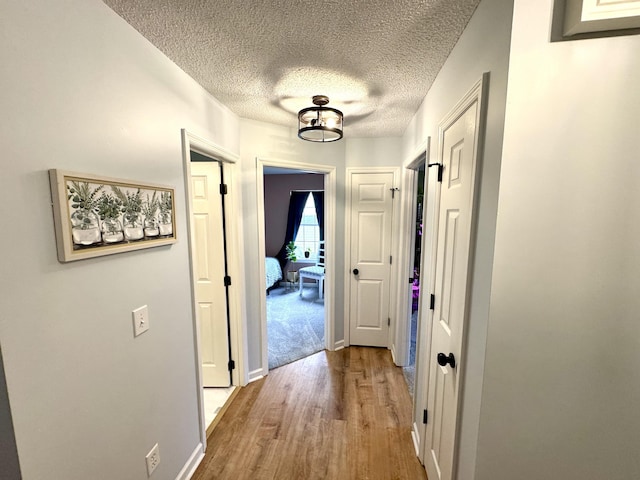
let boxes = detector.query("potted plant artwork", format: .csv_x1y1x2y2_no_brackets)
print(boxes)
158,191,173,236
50,170,177,262
142,191,160,237
67,181,103,246
112,186,144,241
96,192,124,243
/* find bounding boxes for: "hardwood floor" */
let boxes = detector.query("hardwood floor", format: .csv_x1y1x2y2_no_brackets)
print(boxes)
192,347,428,480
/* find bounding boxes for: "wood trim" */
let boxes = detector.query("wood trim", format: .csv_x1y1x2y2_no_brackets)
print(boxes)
205,387,241,438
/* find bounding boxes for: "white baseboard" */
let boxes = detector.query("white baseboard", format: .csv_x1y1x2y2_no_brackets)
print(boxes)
176,443,204,480
248,368,265,383
334,339,345,351
391,344,397,364
411,423,421,458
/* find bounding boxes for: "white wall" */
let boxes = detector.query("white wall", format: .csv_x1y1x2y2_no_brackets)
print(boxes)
476,1,640,479
345,137,403,167
239,119,346,372
402,0,513,476
0,1,239,478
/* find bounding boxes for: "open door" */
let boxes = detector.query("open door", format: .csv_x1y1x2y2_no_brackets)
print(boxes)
190,160,231,387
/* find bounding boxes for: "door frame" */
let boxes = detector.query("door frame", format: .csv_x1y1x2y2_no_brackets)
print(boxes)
344,166,401,348
408,140,443,460
181,129,247,453
255,157,337,377
392,140,430,366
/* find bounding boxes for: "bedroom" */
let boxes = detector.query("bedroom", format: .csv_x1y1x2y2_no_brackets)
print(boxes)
263,168,326,370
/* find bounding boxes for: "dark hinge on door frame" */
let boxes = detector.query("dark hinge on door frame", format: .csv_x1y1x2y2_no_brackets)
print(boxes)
389,255,392,265
423,409,428,424
387,317,391,327
220,183,228,195
427,163,443,183
430,294,435,310
224,275,232,287
228,359,235,371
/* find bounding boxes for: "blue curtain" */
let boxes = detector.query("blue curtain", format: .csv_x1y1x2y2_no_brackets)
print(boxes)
312,191,324,242
276,191,309,268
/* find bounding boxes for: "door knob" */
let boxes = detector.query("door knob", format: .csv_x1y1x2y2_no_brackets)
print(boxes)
437,352,456,369
353,268,359,275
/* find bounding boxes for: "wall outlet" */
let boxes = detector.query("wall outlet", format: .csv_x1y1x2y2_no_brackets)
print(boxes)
145,443,160,476
132,305,149,337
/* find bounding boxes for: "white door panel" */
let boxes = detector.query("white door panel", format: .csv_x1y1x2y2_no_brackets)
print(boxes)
349,172,395,347
355,280,384,329
190,161,231,387
424,88,481,480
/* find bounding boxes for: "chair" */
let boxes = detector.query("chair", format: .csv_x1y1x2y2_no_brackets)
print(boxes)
298,241,325,300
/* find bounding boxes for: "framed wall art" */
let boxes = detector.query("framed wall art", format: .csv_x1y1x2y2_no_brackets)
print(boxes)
562,0,640,36
49,169,177,262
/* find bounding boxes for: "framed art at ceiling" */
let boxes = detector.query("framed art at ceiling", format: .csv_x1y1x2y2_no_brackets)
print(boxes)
562,0,640,36
49,169,176,262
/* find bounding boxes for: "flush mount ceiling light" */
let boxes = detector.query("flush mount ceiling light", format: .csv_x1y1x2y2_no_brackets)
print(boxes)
298,95,343,142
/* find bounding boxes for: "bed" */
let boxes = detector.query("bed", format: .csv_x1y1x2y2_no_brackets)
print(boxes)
265,256,283,292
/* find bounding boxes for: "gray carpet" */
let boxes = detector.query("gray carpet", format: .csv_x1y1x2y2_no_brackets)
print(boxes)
267,285,325,369
403,309,418,397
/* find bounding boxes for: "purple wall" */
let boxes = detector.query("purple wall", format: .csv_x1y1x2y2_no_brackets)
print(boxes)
264,173,324,258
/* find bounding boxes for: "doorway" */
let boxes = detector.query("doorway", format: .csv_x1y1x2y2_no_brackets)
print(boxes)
181,129,246,452
263,168,325,369
188,154,236,431
256,158,336,377
403,163,426,397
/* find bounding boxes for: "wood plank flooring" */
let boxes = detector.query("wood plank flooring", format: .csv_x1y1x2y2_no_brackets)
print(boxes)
192,347,428,480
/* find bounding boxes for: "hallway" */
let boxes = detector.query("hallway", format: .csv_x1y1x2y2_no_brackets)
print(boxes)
192,347,426,479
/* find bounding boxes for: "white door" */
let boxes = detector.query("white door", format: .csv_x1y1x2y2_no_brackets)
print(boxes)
348,171,395,347
190,161,231,387
424,90,481,480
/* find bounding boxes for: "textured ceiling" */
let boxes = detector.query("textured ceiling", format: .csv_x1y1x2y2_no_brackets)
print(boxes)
103,0,481,138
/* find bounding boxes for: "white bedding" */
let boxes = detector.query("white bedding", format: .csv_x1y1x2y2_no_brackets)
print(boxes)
265,257,282,289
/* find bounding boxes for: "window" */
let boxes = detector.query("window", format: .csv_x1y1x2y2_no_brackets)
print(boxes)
294,194,320,259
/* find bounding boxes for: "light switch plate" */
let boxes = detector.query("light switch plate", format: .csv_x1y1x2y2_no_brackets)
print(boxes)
132,305,149,337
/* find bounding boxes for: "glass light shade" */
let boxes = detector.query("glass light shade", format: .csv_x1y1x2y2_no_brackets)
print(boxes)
297,96,343,142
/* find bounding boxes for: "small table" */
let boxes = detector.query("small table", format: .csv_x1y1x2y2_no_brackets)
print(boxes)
286,270,298,289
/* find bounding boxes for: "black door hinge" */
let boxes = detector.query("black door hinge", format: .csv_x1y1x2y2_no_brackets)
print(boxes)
228,359,235,371
389,255,393,265
224,275,232,286
220,183,228,195
423,409,428,424
387,317,391,327
428,163,443,183
430,294,435,310
408,277,414,284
